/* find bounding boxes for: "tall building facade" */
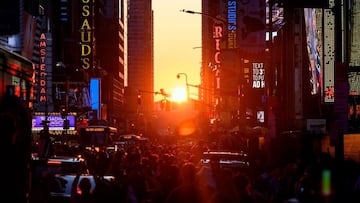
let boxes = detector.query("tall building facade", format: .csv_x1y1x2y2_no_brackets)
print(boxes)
93,0,126,126
200,0,360,142
0,0,126,134
127,0,154,115
201,0,267,130
50,0,125,129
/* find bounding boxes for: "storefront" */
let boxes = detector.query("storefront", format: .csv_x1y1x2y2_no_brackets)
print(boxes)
0,46,34,107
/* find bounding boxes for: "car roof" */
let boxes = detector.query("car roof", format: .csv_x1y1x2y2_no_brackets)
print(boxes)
201,150,250,168
202,151,248,158
32,154,85,163
203,151,247,155
47,156,85,163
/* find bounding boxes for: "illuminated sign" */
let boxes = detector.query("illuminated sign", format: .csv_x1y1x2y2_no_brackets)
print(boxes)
90,78,100,118
80,0,92,70
252,62,265,88
32,115,76,131
39,33,47,102
227,1,237,49
85,128,105,132
323,1,335,103
214,25,223,90
257,111,265,123
304,8,322,95
214,26,222,64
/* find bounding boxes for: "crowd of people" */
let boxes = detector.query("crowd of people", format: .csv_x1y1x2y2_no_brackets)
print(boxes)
30,137,360,203
2,88,360,203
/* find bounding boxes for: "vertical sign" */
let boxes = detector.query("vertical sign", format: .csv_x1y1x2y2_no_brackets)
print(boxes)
323,0,335,103
39,33,47,102
214,24,223,94
252,62,265,89
227,1,237,49
80,0,93,70
304,8,323,95
90,78,100,119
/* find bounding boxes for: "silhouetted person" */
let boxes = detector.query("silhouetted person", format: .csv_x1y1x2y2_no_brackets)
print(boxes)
0,87,32,203
233,173,255,203
70,174,93,203
37,129,53,158
165,162,206,203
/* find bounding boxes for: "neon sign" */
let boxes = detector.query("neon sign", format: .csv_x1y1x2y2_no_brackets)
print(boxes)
227,1,237,49
214,26,223,64
39,33,47,102
214,25,222,90
32,115,76,131
85,128,105,132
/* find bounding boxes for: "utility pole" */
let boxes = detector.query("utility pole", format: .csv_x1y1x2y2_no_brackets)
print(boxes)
176,73,190,101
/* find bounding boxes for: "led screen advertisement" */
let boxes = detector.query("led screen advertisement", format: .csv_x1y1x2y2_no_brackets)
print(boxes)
32,115,76,131
304,8,323,95
90,78,100,119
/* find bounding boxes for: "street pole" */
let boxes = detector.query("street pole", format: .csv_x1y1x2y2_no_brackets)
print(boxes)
180,8,226,123
180,9,226,24
177,73,190,101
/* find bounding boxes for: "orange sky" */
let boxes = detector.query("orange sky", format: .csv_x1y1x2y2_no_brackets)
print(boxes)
153,1,201,101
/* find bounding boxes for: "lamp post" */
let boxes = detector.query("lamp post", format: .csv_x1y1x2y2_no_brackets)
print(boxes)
180,9,226,24
181,9,225,120
176,73,190,101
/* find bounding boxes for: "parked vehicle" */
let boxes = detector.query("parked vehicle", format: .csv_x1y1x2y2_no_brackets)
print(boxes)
31,154,89,176
48,174,115,203
113,134,149,146
30,154,114,203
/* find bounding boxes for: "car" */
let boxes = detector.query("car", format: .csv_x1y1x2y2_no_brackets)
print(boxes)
200,151,250,170
48,174,115,203
31,154,89,176
30,154,114,203
113,134,149,146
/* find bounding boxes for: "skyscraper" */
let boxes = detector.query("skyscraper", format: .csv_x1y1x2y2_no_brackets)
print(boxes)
51,0,125,127
127,0,154,114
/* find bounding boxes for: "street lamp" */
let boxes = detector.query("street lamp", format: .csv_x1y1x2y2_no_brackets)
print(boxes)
180,9,226,24
176,73,190,101
181,8,224,107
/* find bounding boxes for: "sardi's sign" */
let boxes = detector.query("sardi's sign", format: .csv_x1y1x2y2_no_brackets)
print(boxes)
80,0,92,69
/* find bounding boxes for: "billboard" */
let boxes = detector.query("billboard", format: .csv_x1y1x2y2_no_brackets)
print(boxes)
32,115,76,131
304,8,323,95
90,78,100,119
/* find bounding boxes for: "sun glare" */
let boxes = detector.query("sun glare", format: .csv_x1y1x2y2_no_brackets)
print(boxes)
171,87,187,102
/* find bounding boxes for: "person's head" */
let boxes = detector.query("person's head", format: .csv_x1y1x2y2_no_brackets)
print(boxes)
79,178,92,195
180,162,197,184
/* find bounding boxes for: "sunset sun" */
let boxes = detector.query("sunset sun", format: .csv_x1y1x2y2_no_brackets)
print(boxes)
171,87,187,102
